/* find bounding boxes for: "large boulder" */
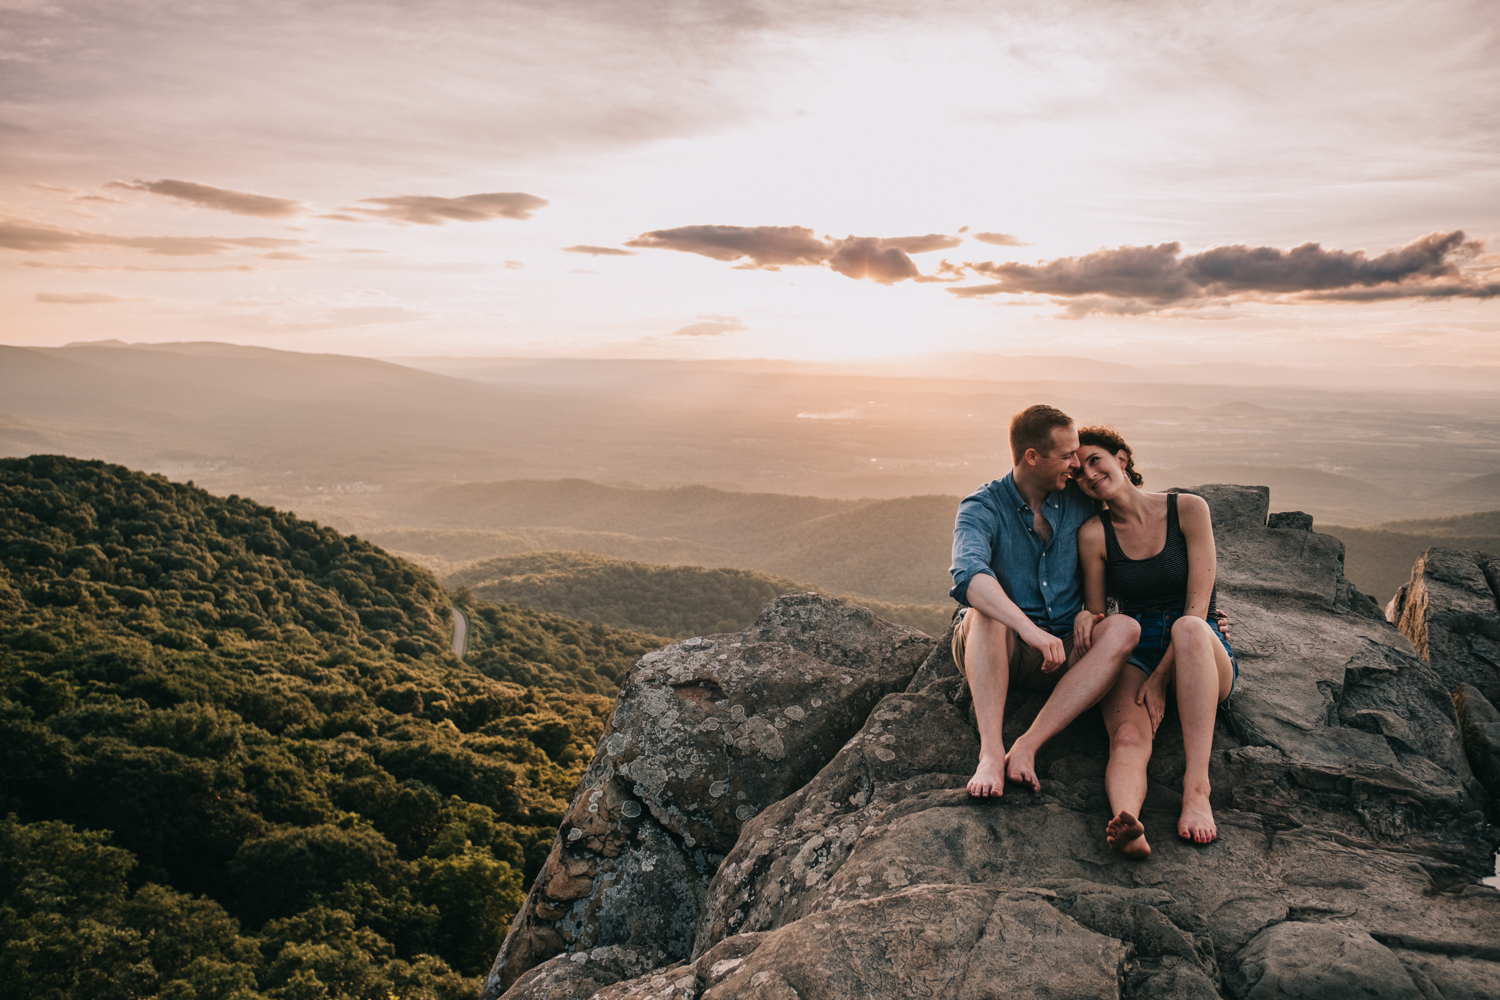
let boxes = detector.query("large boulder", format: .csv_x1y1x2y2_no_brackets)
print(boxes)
484,594,932,996
486,486,1500,1000
1387,548,1500,705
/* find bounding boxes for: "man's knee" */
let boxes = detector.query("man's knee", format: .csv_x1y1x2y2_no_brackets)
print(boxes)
965,608,1012,637
954,609,1013,679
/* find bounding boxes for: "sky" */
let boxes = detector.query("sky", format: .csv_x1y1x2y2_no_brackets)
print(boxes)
2,0,1498,366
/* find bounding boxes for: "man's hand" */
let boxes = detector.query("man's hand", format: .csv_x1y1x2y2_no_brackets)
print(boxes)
1214,609,1231,641
1024,624,1068,672
1073,610,1105,654
1135,674,1168,735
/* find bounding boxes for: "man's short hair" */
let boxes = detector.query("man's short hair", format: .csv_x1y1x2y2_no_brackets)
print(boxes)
1009,404,1074,463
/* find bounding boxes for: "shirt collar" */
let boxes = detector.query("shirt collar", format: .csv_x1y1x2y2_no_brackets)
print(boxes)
1000,472,1065,512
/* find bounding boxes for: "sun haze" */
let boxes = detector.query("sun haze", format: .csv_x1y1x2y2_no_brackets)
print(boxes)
1,0,1497,367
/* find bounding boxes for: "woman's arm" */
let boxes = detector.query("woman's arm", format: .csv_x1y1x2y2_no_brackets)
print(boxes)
1078,515,1108,616
1137,643,1175,734
1074,515,1109,652
1177,494,1217,620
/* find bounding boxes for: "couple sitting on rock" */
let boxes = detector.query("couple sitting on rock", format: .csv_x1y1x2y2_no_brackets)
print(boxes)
949,404,1238,859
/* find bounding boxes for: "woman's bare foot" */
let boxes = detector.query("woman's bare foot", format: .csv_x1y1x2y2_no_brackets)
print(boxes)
1178,792,1217,844
968,755,1005,797
1106,810,1151,860
1003,741,1041,792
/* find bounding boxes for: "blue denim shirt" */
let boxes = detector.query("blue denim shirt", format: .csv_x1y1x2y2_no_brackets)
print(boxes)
949,473,1101,636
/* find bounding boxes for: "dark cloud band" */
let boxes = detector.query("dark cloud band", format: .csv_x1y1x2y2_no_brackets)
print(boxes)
624,224,963,284
949,231,1496,312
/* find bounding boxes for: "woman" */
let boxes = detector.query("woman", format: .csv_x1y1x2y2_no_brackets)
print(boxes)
1071,426,1237,859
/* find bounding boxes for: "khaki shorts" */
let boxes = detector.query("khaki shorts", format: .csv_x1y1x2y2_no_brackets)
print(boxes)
951,607,1078,693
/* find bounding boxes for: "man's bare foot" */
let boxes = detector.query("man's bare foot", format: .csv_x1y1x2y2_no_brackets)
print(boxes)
1003,742,1041,792
1178,792,1217,844
968,755,1005,798
1106,810,1151,860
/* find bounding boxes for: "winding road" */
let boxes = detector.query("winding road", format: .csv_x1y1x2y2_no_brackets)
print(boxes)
450,606,468,659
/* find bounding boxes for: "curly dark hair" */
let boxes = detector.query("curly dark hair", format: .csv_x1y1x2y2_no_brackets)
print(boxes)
1076,424,1143,487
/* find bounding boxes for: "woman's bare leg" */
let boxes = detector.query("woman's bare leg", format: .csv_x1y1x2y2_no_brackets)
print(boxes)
1101,665,1153,859
1170,616,1235,844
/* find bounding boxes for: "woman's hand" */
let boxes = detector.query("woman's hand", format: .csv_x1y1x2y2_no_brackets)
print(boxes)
1073,610,1105,653
1136,674,1169,735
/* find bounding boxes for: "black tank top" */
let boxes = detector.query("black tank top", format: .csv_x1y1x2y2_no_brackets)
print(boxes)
1102,493,1216,614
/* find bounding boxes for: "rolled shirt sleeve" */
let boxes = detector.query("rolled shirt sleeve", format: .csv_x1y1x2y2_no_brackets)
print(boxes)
950,490,1001,607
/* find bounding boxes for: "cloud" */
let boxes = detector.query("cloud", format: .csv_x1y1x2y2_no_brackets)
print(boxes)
320,214,361,222
827,236,919,284
973,232,1029,247
671,314,745,336
562,244,636,256
0,217,301,255
948,231,1498,313
878,233,963,254
625,224,962,283
625,224,831,268
261,251,312,260
35,292,136,304
106,179,304,218
349,192,548,225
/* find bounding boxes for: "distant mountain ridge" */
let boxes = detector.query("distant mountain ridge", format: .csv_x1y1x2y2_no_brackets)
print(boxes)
379,480,957,606
444,550,951,638
5,339,1497,524
378,476,1500,611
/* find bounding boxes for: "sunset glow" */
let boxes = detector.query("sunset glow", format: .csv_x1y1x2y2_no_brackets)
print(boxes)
2,0,1497,365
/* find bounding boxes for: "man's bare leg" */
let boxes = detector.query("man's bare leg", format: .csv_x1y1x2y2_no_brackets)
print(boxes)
1004,615,1141,790
1101,666,1153,859
963,610,1015,797
1170,616,1235,844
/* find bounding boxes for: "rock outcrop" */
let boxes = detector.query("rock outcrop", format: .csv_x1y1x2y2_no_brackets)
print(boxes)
1388,546,1500,824
484,486,1500,1000
1388,548,1500,705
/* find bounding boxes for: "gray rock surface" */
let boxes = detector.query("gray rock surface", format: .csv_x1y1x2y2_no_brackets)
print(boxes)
485,486,1500,1000
1388,548,1500,705
484,594,931,995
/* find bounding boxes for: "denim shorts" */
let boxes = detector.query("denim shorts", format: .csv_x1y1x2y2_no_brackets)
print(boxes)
1127,610,1238,701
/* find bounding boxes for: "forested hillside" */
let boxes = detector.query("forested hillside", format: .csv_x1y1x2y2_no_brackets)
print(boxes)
0,456,667,1000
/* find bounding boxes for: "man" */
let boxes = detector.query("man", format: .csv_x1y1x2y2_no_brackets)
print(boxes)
949,404,1142,796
